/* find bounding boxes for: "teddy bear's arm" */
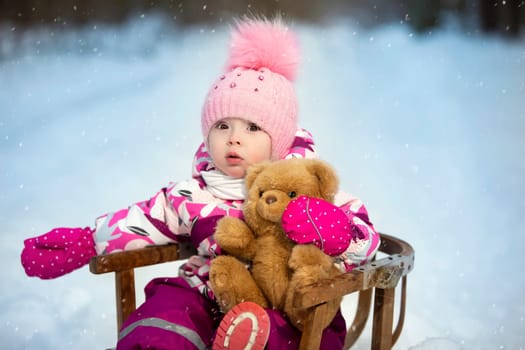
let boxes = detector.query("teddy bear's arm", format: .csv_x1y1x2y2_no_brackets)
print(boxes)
214,217,257,260
285,244,343,331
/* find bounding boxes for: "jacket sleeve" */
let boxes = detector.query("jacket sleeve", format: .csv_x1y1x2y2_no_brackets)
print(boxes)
20,182,188,279
334,191,381,271
93,182,188,255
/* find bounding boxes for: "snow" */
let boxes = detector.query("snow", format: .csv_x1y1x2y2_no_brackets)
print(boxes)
1,15,524,349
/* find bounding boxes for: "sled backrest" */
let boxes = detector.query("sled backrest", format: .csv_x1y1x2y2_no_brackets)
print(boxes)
90,233,414,350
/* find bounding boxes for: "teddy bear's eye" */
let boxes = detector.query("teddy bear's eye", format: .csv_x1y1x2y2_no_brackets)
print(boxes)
288,191,297,198
259,190,264,198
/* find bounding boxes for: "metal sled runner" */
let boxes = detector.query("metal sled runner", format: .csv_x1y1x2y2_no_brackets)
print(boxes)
90,233,414,350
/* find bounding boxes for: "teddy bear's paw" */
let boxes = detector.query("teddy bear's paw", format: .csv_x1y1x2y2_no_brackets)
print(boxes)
215,216,250,235
214,218,256,259
210,270,241,312
210,256,269,312
213,281,269,313
214,218,238,242
289,244,333,270
215,291,234,311
212,270,231,289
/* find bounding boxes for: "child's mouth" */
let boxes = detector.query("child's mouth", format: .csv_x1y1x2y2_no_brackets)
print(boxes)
226,152,242,164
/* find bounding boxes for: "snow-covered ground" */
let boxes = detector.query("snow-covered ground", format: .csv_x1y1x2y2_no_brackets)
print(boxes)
1,14,524,349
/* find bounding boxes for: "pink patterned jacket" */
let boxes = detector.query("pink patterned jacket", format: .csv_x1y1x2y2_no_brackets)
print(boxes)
92,129,380,298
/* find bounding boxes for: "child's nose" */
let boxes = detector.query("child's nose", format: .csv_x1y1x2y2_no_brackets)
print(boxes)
227,130,241,145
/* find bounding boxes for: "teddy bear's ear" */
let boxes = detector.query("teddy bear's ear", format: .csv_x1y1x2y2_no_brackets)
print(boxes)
245,161,271,189
306,159,339,202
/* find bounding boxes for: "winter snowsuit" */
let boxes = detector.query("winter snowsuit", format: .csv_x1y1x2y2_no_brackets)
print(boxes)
26,129,380,349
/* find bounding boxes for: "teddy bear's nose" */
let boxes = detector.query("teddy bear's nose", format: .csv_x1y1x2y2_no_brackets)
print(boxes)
265,195,277,205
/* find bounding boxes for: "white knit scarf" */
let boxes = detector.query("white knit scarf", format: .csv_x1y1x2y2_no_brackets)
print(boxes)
200,170,246,200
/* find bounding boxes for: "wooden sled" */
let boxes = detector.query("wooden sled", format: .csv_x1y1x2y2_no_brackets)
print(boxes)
90,233,414,350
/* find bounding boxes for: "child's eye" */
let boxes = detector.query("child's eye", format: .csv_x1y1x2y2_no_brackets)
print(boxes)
288,191,297,198
248,123,261,132
215,122,228,130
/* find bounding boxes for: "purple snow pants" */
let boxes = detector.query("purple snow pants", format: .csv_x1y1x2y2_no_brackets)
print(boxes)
116,277,347,350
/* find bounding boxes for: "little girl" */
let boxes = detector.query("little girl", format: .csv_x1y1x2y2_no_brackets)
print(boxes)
21,17,380,350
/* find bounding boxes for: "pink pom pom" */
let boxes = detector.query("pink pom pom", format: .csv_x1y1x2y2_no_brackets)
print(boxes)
226,18,300,81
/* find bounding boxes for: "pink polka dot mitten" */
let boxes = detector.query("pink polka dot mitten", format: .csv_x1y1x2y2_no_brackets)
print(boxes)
282,196,351,256
21,227,96,279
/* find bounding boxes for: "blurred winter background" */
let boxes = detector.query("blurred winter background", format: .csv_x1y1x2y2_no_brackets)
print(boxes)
1,0,524,349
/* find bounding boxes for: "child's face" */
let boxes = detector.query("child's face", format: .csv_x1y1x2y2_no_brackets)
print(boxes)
208,117,272,178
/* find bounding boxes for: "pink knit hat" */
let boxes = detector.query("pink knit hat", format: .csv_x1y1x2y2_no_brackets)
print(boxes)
201,18,300,160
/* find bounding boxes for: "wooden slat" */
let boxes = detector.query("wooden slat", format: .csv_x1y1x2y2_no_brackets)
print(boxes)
116,269,136,330
371,287,395,350
299,303,330,350
89,242,196,274
392,276,407,345
293,271,364,309
344,289,373,349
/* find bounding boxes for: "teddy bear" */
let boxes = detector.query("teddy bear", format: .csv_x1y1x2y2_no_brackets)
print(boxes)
209,158,350,331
